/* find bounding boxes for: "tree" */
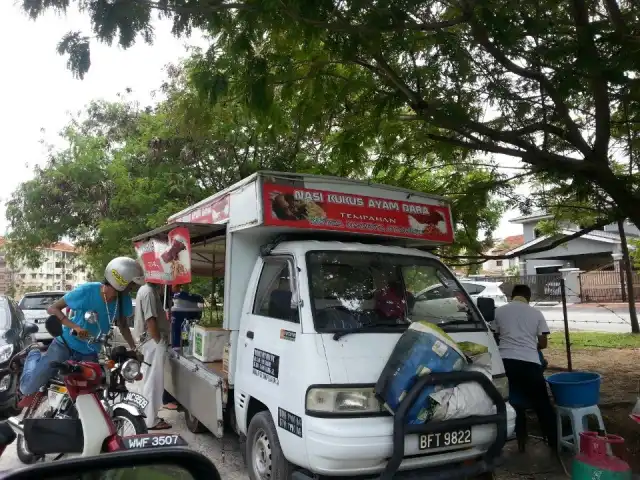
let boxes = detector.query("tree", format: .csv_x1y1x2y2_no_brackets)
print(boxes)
6,58,509,274
19,0,640,230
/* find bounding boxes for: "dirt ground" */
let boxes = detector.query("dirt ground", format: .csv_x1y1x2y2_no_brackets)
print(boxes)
494,346,640,479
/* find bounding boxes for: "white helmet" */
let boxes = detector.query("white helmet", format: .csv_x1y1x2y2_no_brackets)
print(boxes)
105,257,145,292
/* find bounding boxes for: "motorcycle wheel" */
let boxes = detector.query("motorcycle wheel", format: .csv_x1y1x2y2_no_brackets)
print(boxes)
112,408,148,437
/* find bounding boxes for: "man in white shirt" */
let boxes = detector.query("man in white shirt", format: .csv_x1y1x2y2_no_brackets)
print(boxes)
492,284,557,449
134,282,172,430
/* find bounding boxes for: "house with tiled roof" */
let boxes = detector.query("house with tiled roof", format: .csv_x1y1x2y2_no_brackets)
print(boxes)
503,212,639,276
482,235,525,275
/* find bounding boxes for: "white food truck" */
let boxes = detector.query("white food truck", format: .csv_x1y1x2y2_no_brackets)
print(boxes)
132,172,515,480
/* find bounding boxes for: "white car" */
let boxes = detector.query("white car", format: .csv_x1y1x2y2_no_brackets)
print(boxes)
412,280,508,323
18,291,67,342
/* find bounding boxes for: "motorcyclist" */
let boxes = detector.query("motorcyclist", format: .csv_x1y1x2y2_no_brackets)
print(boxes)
18,257,144,407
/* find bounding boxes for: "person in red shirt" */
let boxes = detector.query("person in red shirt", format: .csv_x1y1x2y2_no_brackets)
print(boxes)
375,280,414,321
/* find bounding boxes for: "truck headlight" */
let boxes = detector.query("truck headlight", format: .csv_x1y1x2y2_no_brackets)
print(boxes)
493,376,509,400
306,387,383,415
0,345,13,363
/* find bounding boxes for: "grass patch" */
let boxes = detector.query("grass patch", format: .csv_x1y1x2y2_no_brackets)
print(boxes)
549,331,640,349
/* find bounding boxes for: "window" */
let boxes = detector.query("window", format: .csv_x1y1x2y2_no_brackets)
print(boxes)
307,251,483,333
19,294,64,310
533,228,542,239
252,258,299,322
461,283,487,295
495,260,503,267
310,264,374,302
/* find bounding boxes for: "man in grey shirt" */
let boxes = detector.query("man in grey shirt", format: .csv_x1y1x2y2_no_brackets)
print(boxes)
134,283,170,342
492,284,556,450
135,283,172,430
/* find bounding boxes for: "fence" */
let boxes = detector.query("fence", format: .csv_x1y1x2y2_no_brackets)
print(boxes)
468,273,563,302
579,270,640,303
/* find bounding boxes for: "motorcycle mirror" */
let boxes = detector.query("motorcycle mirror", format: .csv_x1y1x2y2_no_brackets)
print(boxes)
44,316,64,338
2,447,221,480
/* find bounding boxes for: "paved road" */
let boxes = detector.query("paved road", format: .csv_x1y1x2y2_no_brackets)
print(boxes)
0,409,250,480
536,304,634,333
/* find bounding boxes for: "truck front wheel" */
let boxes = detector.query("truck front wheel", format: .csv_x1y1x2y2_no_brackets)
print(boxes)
246,411,293,480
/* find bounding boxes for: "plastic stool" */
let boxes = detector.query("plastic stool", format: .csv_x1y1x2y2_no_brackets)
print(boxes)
556,405,605,453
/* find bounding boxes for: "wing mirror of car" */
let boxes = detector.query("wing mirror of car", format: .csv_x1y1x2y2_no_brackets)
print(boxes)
2,447,222,480
45,315,64,338
477,297,496,323
23,323,39,336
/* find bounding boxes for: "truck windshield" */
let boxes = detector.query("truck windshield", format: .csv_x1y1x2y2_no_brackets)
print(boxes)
307,251,485,333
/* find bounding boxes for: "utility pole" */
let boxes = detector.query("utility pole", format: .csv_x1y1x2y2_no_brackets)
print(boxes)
618,219,639,333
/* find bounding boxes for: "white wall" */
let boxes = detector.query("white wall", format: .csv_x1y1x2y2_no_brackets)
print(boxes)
524,259,572,275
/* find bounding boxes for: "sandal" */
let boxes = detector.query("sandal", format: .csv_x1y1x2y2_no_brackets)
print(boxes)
149,419,171,430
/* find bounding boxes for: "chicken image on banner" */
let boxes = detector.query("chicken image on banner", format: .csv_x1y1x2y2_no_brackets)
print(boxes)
408,210,447,235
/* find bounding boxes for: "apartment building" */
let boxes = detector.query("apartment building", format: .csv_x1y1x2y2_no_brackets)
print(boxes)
0,238,90,297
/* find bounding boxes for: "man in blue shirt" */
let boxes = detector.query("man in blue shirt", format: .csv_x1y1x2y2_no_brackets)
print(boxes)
18,257,145,407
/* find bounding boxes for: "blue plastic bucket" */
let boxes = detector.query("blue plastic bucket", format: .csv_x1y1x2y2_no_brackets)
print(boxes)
546,372,601,408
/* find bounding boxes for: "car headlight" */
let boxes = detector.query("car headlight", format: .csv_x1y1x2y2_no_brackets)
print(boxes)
0,345,13,363
306,386,383,415
493,376,509,400
121,359,141,382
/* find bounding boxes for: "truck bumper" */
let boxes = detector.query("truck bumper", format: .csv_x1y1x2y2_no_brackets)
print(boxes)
302,404,515,476
302,371,514,479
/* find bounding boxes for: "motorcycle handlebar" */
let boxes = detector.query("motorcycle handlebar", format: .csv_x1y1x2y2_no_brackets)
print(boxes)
49,361,82,375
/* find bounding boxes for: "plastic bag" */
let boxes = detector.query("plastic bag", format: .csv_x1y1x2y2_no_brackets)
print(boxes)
374,322,468,424
430,352,495,421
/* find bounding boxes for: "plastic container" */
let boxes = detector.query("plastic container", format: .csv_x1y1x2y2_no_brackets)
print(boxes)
547,372,601,408
573,431,631,480
192,325,230,362
172,291,204,310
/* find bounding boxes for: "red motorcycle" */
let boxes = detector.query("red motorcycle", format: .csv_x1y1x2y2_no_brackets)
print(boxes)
7,319,186,461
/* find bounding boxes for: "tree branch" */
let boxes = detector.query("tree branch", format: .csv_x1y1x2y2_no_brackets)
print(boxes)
441,219,612,263
570,0,611,160
460,0,592,157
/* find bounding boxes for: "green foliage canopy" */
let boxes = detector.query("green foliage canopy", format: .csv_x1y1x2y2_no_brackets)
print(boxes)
17,0,640,230
6,57,510,274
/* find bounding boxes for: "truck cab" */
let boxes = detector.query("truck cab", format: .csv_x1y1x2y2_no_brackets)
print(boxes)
133,172,515,480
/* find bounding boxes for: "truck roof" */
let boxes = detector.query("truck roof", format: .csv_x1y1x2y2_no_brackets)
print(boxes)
133,172,455,283
167,171,449,224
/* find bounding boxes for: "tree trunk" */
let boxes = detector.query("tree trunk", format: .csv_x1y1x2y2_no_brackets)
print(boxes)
618,219,639,333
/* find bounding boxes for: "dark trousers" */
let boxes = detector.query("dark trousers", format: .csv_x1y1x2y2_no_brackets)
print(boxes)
163,390,176,404
503,358,557,448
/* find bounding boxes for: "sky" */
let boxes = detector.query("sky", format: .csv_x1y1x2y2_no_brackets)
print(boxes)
0,2,524,240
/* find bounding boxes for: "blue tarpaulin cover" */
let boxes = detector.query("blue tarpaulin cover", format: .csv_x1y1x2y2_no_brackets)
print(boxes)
375,322,468,424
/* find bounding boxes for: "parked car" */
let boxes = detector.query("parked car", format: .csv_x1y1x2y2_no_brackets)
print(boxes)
413,280,509,321
0,296,38,416
18,291,66,342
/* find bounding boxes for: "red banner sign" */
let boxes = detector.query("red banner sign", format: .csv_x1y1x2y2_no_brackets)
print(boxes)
170,195,230,225
262,183,454,243
134,227,192,285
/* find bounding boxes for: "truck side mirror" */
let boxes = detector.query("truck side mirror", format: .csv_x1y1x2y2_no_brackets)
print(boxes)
477,297,496,323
